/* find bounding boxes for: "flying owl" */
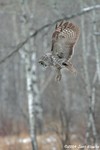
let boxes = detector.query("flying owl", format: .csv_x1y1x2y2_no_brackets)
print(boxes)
39,20,80,81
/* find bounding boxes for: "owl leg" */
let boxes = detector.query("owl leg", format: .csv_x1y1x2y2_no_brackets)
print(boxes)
55,65,62,81
62,61,77,75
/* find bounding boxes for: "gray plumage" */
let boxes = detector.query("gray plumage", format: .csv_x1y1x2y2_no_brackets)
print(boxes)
39,20,80,81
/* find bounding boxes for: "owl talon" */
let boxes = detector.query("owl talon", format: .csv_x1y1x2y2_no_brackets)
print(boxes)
56,73,62,81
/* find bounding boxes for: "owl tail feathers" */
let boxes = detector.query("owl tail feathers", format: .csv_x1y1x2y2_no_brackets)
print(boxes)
62,61,77,75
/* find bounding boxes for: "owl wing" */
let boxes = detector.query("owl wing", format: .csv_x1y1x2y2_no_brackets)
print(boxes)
51,21,80,61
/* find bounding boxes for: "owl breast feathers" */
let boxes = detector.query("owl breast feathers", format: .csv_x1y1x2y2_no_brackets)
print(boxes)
39,20,80,81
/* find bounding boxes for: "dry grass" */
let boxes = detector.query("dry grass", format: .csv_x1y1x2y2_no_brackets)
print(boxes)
0,133,31,150
0,132,62,150
0,132,99,150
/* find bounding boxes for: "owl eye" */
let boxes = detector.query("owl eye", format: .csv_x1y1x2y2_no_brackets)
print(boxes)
40,61,44,65
39,61,47,67
39,60,44,65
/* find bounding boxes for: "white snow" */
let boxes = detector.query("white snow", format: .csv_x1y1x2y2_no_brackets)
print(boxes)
18,137,31,144
46,136,57,143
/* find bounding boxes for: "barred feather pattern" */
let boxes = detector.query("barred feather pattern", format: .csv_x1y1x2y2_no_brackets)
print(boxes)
52,21,80,61
39,20,80,81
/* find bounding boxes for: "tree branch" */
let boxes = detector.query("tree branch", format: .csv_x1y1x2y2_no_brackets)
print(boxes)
94,32,100,36
0,4,100,65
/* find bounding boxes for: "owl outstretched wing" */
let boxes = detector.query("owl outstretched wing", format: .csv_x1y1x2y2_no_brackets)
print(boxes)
51,21,80,61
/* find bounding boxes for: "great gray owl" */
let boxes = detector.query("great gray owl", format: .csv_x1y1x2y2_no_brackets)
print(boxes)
39,20,80,81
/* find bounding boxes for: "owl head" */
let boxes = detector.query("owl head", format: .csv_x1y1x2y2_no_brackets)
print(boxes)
38,53,53,68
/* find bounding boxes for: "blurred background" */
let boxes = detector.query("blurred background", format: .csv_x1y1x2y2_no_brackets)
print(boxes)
0,0,100,149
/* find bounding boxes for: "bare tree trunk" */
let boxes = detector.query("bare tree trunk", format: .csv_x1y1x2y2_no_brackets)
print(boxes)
19,0,39,149
80,1,98,149
80,2,91,144
60,72,71,148
92,0,100,83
